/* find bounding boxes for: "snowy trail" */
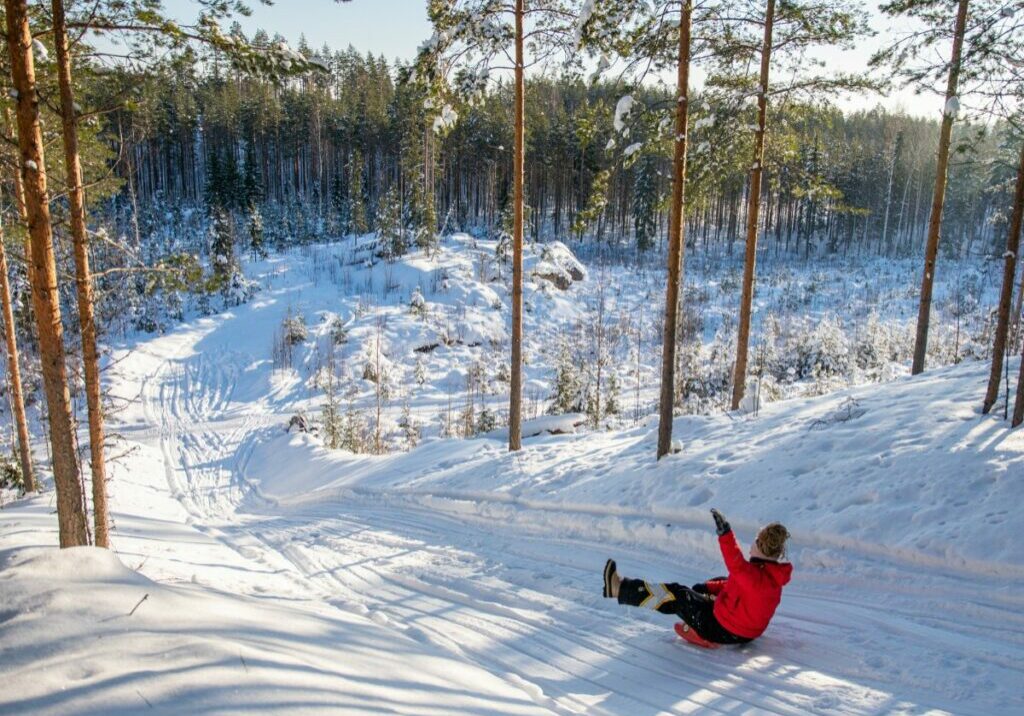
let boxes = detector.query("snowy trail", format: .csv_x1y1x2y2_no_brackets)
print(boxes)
98,287,1023,716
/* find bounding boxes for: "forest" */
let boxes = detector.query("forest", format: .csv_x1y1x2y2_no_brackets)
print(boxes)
0,0,1019,541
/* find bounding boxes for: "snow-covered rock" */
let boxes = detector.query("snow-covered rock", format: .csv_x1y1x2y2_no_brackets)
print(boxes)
527,241,586,290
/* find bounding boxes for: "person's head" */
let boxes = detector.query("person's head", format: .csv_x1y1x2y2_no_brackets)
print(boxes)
751,522,789,561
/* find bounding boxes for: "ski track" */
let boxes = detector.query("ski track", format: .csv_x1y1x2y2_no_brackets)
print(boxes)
117,300,1024,716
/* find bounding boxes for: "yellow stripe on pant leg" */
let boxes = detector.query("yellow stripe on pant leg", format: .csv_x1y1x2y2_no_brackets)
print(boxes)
640,582,674,611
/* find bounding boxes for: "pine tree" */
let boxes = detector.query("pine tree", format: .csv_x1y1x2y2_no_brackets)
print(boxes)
52,0,111,546
872,0,1024,374
419,0,580,452
720,0,870,409
242,141,262,208
414,355,428,385
318,353,343,449
248,204,267,260
581,0,696,455
549,341,583,414
341,387,368,453
730,0,776,411
376,185,405,260
605,373,620,418
632,153,661,253
4,0,88,546
400,400,420,450
348,150,368,235
209,207,238,294
983,135,1024,414
910,0,969,375
0,226,33,492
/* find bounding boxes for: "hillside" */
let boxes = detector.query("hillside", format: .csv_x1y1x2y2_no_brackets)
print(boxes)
1,241,1021,715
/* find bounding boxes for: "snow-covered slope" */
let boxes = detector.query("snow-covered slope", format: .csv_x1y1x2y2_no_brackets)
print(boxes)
0,546,548,715
255,358,1023,577
1,241,1022,715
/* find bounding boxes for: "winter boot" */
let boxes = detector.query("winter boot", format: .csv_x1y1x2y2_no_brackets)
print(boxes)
603,559,618,599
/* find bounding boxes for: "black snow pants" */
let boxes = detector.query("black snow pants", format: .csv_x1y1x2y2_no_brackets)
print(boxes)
617,578,752,645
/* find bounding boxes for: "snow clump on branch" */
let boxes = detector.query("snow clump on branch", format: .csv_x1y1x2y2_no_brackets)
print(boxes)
614,95,634,133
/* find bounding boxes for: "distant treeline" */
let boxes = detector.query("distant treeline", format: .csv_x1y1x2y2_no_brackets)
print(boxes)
95,36,1015,259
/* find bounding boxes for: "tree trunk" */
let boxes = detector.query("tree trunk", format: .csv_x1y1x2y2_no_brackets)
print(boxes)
656,1,693,459
1011,242,1024,351
508,0,524,452
983,141,1024,415
0,226,34,491
1014,330,1024,424
881,132,903,254
4,0,88,546
911,0,968,375
731,0,775,411
52,0,109,547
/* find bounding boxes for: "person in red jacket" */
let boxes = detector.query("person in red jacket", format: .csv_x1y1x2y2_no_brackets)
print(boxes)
602,509,792,644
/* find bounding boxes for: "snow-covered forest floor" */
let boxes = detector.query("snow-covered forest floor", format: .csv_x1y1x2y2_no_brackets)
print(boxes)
1,239,1022,714
121,233,1003,451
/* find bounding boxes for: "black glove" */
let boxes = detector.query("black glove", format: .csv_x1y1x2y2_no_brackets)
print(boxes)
710,508,731,536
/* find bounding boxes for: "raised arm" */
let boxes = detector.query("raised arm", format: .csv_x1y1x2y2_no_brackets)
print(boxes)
711,509,754,577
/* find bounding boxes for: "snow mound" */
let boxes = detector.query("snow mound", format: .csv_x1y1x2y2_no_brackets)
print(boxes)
0,546,549,714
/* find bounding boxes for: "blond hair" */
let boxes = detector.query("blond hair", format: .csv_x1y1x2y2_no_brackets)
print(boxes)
756,523,790,561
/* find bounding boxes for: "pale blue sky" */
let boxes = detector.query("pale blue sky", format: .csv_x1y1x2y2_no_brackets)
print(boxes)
162,0,939,118
164,0,431,62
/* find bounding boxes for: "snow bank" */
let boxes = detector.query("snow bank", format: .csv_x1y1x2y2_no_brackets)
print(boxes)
0,546,549,715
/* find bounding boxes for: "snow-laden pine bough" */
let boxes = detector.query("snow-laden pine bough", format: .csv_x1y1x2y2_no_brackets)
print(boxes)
603,510,791,649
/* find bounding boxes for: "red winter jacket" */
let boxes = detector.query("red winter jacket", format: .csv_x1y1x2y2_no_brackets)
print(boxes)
705,531,792,639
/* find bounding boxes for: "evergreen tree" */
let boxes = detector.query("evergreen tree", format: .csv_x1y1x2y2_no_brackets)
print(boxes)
376,185,405,259
248,204,267,260
549,341,583,414
209,207,238,294
318,353,343,450
348,150,369,235
632,154,661,253
873,0,1024,375
419,0,581,453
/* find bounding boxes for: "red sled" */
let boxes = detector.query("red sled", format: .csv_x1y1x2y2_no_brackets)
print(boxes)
674,621,720,649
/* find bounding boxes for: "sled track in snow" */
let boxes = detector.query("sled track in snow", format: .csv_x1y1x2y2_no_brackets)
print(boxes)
132,310,1024,715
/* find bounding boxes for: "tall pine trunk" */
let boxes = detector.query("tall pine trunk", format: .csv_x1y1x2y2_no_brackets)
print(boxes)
983,140,1024,415
4,0,88,546
1011,246,1024,350
1016,334,1024,427
0,226,34,491
52,0,109,547
508,0,524,452
731,0,775,411
656,1,693,459
881,132,903,254
911,0,968,375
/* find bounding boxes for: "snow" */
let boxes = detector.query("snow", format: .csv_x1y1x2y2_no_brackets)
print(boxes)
944,95,961,119
432,103,458,134
1,239,1023,714
623,142,643,158
0,547,548,715
693,114,715,131
573,0,597,47
614,95,634,133
31,39,48,63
